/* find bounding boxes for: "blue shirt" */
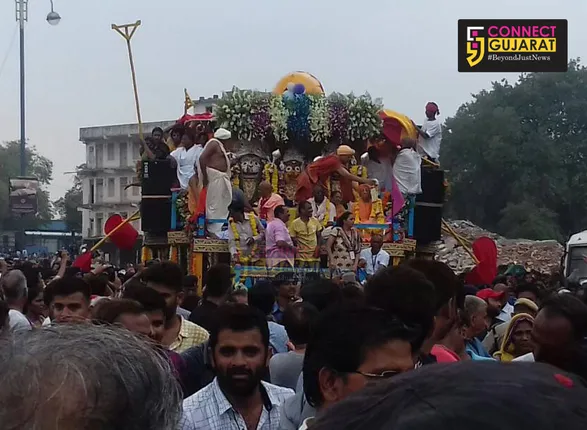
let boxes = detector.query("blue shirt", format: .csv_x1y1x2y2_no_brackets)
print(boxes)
465,338,493,360
272,303,284,324
269,321,289,354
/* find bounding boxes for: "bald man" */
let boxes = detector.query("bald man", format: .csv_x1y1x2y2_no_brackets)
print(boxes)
256,181,284,222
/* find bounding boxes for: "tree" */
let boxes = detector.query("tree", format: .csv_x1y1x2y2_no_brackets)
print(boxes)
442,59,587,242
0,141,53,231
53,164,84,232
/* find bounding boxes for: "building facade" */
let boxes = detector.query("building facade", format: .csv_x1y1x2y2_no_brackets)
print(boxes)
78,96,218,263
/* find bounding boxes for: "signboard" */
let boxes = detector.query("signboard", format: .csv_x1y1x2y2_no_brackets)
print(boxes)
9,177,39,215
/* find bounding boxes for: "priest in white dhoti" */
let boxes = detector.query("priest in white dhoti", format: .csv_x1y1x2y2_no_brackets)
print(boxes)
199,128,233,238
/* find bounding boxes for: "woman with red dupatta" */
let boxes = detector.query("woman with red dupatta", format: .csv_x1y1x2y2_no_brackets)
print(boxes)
295,145,376,204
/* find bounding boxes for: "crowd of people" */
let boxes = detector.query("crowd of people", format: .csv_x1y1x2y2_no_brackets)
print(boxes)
2,253,587,429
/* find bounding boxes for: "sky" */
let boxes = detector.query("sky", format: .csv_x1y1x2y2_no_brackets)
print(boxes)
0,0,584,203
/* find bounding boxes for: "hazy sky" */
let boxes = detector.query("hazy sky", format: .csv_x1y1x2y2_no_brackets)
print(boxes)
0,0,584,202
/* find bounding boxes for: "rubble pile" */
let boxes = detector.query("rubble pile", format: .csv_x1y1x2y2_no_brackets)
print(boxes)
436,220,564,274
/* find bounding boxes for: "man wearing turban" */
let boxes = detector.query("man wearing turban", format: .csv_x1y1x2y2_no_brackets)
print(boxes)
295,145,376,204
416,102,442,163
198,128,233,237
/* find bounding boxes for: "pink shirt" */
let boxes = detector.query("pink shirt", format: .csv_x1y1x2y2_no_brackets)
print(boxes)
431,344,460,363
265,218,294,267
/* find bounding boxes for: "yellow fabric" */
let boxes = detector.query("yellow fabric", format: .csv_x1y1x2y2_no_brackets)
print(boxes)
289,217,323,261
273,71,325,95
493,313,534,362
169,317,210,353
381,109,418,140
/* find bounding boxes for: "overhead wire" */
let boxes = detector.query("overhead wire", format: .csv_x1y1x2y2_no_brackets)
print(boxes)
0,23,19,81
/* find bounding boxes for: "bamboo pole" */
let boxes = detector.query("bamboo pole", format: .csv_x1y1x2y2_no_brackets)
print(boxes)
112,20,144,140
441,219,479,265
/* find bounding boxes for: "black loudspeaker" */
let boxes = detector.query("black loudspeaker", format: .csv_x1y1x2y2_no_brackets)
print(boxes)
414,204,442,245
413,169,445,245
416,168,445,205
141,198,171,234
142,160,176,196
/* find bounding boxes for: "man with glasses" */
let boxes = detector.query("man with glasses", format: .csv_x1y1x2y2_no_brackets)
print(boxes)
280,304,416,430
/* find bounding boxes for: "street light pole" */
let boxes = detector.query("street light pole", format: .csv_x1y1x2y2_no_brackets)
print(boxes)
16,0,27,177
15,0,61,177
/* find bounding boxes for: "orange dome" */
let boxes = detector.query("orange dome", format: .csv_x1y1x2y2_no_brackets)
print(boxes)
273,71,325,95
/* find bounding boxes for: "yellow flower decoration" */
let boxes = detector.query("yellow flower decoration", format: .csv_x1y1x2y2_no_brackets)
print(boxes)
263,163,279,193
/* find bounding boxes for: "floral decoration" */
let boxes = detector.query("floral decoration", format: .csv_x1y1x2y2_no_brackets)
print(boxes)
269,95,289,143
347,93,383,142
327,92,350,141
214,87,253,140
308,94,331,143
175,190,191,231
215,88,382,146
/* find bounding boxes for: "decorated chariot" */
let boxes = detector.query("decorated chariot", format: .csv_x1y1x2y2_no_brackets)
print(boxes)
142,72,423,291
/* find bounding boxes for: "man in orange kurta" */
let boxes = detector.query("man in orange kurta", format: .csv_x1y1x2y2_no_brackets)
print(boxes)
295,145,376,204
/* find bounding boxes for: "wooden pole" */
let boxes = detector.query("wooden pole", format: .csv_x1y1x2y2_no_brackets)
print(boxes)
112,21,144,140
90,210,140,252
441,219,480,265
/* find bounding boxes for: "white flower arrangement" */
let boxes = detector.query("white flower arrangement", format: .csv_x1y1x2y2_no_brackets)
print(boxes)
214,89,383,145
213,87,253,140
347,93,383,141
308,94,331,143
269,95,289,143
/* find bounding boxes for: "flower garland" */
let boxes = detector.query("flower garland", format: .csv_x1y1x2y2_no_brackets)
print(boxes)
320,198,331,228
263,163,279,193
231,164,241,189
175,190,191,230
229,213,259,263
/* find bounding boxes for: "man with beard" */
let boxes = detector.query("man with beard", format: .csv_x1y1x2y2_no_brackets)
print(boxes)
180,304,294,429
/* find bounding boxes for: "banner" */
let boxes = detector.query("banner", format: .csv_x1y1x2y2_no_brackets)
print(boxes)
9,177,39,215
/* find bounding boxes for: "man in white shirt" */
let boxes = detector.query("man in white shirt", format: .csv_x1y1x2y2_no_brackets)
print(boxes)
181,304,293,429
416,102,442,162
170,133,204,190
359,234,390,276
1,270,32,332
393,138,422,196
307,186,336,227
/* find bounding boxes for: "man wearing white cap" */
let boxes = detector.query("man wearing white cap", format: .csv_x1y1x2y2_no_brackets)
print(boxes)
296,145,376,204
199,128,233,237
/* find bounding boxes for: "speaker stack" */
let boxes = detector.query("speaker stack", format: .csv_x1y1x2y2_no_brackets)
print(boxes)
414,168,445,245
141,160,175,234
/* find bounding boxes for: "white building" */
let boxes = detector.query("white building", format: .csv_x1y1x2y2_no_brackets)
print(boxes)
78,95,219,245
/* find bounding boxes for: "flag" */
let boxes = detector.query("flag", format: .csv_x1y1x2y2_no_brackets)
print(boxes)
184,88,194,114
465,237,498,286
72,252,92,273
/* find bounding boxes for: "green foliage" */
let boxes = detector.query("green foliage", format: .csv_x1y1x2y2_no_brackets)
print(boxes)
442,59,587,242
0,140,53,230
53,164,84,232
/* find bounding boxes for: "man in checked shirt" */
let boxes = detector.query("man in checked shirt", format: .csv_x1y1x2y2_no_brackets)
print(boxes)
180,304,294,429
